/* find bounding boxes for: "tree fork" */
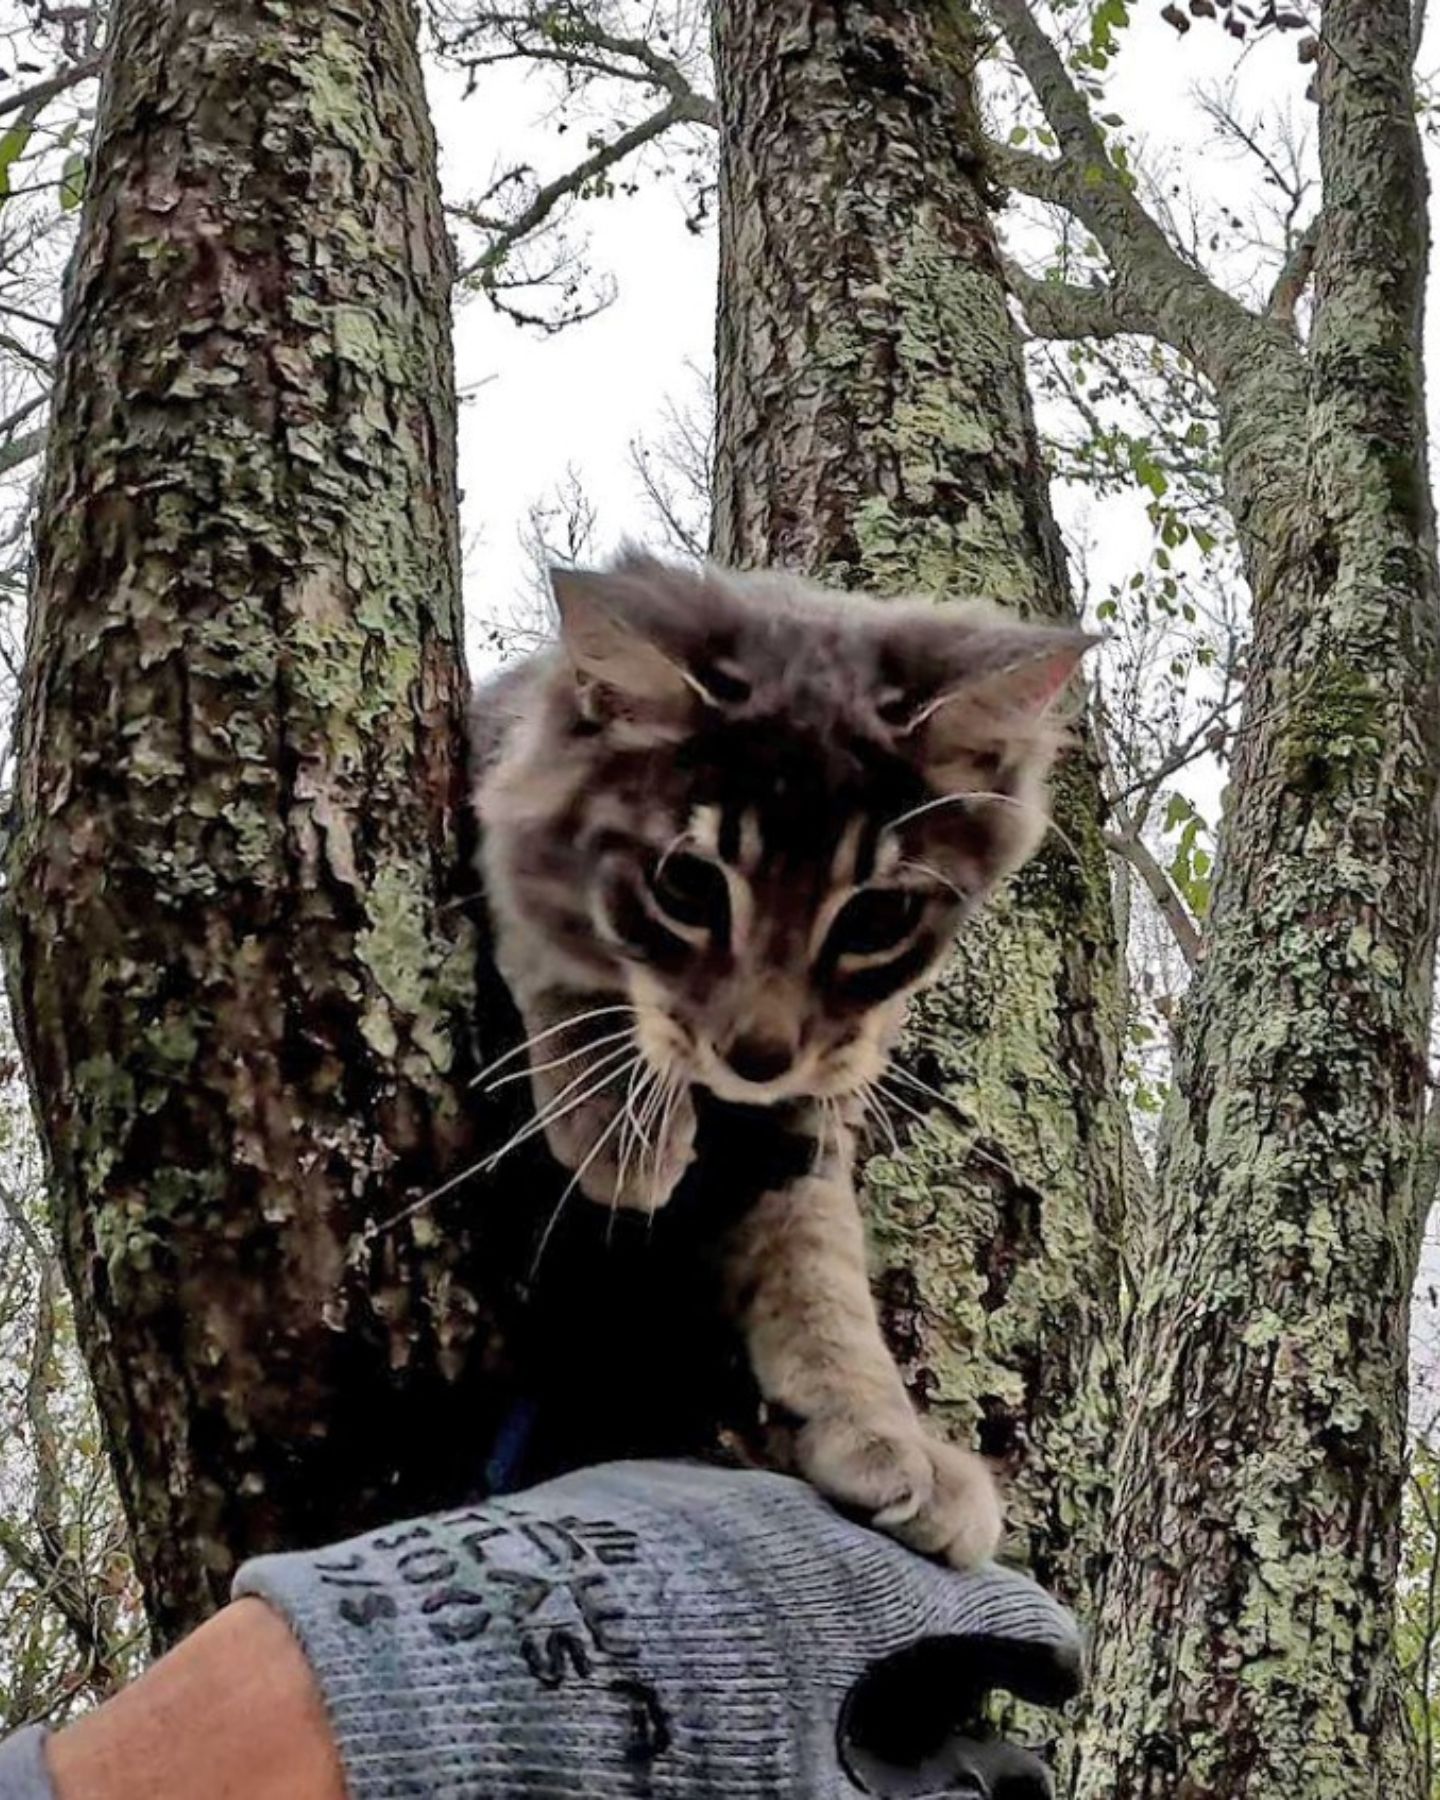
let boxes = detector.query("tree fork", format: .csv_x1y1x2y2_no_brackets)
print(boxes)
7,0,491,1644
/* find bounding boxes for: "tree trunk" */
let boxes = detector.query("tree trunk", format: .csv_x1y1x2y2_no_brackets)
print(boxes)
1071,2,1439,1792
7,0,490,1647
711,0,1129,1601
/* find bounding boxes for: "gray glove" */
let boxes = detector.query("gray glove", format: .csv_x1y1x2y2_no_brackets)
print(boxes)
236,1459,1081,1798
0,1727,48,1800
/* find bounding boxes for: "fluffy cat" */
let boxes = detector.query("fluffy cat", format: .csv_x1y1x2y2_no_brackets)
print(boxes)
470,550,1091,1567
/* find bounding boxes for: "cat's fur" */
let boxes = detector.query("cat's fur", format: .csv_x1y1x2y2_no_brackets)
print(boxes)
470,550,1091,1567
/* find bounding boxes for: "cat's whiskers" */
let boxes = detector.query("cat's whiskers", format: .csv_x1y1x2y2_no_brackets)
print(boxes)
886,789,1084,867
530,1087,637,1280
468,1004,636,1090
646,1072,685,1222
633,1067,674,1204
482,1044,640,1174
484,1025,637,1092
877,1066,1016,1181
856,1082,902,1158
816,1096,845,1170
367,1163,483,1243
609,1062,659,1241
898,857,969,907
373,1048,645,1241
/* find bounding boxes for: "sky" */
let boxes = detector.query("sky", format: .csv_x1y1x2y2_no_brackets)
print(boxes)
428,55,717,667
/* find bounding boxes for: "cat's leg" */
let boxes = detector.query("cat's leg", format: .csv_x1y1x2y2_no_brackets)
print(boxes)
724,1122,1001,1568
504,983,696,1211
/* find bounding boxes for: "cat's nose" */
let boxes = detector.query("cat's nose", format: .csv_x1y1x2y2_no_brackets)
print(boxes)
724,1035,795,1086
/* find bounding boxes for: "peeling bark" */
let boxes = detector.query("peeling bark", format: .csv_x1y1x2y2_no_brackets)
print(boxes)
8,0,490,1645
1070,2,1440,1792
711,0,1129,1601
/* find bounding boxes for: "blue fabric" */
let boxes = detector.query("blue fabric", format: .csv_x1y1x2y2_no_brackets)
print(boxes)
0,1726,53,1800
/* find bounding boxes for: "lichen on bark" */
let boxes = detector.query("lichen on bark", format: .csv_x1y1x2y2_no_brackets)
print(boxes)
711,0,1128,1603
7,0,491,1644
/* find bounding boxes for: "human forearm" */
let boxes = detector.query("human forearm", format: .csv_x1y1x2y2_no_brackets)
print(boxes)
43,1599,346,1800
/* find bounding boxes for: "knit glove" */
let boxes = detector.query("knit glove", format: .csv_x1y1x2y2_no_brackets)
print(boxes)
0,1727,49,1800
236,1459,1082,1799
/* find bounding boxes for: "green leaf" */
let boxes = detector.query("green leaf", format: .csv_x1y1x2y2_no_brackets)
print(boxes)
0,123,32,201
60,151,85,212
1163,792,1196,831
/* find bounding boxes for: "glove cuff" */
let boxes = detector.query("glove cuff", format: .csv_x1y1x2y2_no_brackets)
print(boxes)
0,1726,54,1799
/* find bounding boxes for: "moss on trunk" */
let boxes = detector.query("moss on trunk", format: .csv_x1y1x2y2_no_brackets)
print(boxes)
1071,2,1439,1791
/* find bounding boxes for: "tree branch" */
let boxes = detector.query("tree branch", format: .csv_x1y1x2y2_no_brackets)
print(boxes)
1102,826,1202,967
984,139,1074,210
1267,213,1323,325
452,12,716,120
0,1182,127,1702
983,0,1273,387
0,426,46,479
1004,259,1158,342
456,92,712,286
0,52,102,121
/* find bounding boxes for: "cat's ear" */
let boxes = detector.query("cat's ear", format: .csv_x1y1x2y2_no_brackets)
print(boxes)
883,613,1096,775
913,624,1096,730
551,565,695,725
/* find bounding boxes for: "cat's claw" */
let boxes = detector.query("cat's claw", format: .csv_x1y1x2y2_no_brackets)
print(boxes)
797,1408,1002,1569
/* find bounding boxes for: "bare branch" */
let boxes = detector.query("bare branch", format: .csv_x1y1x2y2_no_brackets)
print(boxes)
0,51,101,122
0,425,45,478
456,92,711,287
449,9,716,119
0,1182,127,1703
1102,826,1202,968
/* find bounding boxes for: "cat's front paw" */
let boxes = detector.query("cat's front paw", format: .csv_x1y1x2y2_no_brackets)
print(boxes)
797,1408,1002,1569
570,1087,697,1213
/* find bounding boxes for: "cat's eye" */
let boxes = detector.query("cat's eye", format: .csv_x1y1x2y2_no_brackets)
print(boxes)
828,888,924,960
650,852,730,936
700,664,752,705
875,689,915,730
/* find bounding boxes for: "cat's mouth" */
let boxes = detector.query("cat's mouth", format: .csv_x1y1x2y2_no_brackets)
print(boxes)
631,987,875,1109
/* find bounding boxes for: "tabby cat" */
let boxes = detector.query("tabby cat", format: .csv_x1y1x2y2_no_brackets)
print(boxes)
470,551,1091,1567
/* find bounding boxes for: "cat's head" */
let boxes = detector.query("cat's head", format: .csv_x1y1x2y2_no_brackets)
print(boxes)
479,550,1093,1109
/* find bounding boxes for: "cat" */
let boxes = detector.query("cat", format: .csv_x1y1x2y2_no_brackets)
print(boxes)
469,549,1092,1568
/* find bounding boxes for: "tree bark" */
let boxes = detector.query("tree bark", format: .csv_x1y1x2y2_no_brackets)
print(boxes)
7,0,489,1646
1070,2,1440,1792
711,0,1130,1601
